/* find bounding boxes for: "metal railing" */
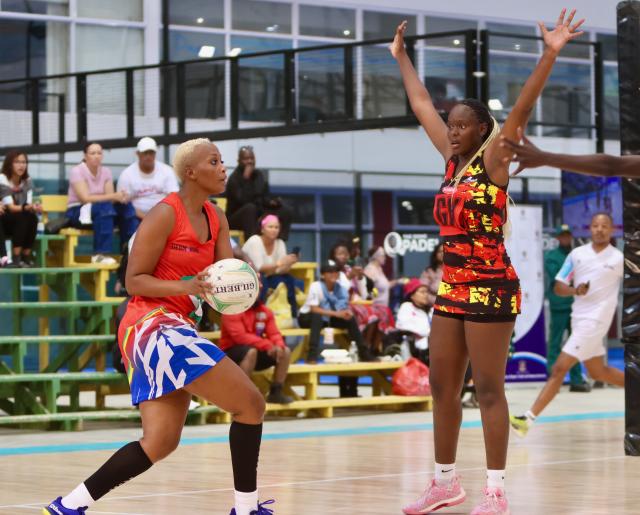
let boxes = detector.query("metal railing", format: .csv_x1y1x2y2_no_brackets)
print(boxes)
0,29,605,154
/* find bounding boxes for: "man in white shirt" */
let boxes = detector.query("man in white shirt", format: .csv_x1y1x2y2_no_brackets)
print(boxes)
117,137,179,220
510,213,624,437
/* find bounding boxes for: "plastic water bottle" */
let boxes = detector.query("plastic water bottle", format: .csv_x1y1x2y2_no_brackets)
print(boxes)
349,341,359,363
400,335,411,361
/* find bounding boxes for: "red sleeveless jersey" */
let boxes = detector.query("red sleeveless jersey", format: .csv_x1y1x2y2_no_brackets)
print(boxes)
119,193,219,340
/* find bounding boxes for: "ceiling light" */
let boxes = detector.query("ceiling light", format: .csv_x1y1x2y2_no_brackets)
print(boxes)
196,17,204,24
514,43,521,50
228,47,242,57
453,39,461,46
198,45,215,58
488,98,504,111
266,24,279,32
473,71,486,78
343,29,351,36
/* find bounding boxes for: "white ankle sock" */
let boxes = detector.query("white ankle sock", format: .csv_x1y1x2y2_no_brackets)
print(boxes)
61,483,95,510
434,462,456,483
234,490,258,515
524,410,537,425
487,469,505,489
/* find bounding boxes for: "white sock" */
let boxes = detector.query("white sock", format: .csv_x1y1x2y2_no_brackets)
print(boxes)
434,462,456,484
234,490,258,515
487,469,505,489
61,483,95,510
524,410,537,425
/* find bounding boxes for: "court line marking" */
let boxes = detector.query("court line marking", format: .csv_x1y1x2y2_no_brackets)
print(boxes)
0,410,624,457
0,453,627,511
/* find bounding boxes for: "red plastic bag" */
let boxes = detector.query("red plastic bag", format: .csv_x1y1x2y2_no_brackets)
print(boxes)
392,358,431,396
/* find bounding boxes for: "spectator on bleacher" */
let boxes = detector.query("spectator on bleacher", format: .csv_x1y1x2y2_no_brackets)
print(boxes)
298,261,372,364
396,278,431,364
0,150,40,267
225,145,293,240
117,137,179,220
331,241,393,355
66,142,138,264
242,214,301,318
420,242,444,307
219,299,293,404
364,245,398,307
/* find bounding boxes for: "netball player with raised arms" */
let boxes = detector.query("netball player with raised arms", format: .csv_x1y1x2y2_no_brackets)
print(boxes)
44,139,274,515
391,9,584,514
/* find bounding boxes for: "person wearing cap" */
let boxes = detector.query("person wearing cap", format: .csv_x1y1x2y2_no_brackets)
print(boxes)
298,261,373,366
395,278,431,364
117,137,180,220
225,145,293,240
544,224,589,392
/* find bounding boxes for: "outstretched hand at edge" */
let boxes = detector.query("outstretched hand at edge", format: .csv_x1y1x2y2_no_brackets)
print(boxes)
390,20,408,59
500,127,547,176
540,8,585,54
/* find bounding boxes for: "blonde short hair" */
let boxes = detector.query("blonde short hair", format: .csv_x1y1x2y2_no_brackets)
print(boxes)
173,138,213,182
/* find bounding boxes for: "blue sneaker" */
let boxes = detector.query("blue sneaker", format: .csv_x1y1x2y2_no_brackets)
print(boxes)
42,497,87,514
229,499,275,515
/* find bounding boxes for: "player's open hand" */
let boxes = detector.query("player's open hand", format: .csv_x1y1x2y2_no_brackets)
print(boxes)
541,8,585,54
390,20,408,59
500,127,547,176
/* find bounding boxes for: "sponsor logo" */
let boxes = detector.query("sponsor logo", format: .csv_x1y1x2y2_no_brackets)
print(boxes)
170,243,200,253
384,232,440,257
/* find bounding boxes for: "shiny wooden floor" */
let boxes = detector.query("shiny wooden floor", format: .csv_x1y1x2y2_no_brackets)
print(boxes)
0,417,637,514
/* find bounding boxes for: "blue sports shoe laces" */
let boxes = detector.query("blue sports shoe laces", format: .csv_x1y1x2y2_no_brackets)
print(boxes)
253,499,275,514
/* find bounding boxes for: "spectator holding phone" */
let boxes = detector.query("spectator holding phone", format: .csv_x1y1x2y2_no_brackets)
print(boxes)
242,214,302,317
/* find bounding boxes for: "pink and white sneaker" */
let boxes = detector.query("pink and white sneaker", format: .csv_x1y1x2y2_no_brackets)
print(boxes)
402,475,466,514
470,487,510,515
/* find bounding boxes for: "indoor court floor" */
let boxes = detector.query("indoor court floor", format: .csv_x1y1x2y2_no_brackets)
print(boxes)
0,386,635,514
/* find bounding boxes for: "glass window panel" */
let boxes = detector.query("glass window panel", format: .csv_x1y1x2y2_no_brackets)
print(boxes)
183,61,226,120
299,5,355,39
597,33,617,62
169,30,225,61
486,22,538,54
363,11,415,40
361,45,405,118
2,0,68,16
278,193,316,224
425,16,476,49
232,37,292,123
168,0,223,28
603,64,620,140
77,0,142,21
232,0,291,34
322,194,370,225
396,195,437,226
541,61,591,137
76,26,143,72
423,46,466,113
287,230,316,263
0,19,69,81
489,55,538,129
297,44,345,122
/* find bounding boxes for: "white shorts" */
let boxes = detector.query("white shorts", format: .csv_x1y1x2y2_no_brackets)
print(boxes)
562,318,609,362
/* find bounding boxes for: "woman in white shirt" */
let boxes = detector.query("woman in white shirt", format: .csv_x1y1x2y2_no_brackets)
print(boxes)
396,278,431,363
242,214,300,317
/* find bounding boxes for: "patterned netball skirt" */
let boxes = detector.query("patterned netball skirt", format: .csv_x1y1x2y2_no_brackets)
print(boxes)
120,308,226,406
434,278,521,316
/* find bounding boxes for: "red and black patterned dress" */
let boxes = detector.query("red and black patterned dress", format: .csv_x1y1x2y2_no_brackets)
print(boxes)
432,152,521,317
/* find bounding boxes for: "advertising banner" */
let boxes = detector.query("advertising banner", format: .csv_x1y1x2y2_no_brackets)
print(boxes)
504,205,547,382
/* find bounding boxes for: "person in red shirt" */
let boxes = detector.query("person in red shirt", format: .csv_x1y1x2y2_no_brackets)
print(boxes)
220,300,293,404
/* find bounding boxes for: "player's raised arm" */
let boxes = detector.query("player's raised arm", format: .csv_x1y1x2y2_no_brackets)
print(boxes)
391,20,450,159
484,8,585,185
